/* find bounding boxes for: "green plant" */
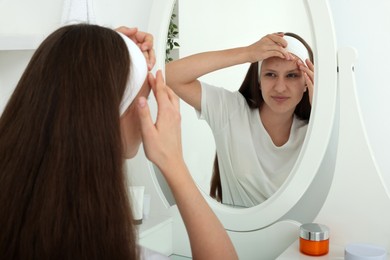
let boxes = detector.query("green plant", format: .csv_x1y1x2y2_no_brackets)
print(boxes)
166,13,180,63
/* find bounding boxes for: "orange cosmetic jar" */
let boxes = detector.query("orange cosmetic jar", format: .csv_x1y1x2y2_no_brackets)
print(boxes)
299,223,330,256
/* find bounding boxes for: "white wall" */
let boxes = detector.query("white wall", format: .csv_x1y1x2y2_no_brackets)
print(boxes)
0,0,152,34
0,0,154,112
0,0,153,112
328,0,390,190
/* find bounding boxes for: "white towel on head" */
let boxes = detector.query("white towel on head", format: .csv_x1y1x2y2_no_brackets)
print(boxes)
117,32,148,116
258,35,310,76
282,35,310,64
61,0,96,25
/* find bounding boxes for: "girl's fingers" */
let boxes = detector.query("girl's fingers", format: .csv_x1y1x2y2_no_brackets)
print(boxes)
115,26,138,36
137,96,155,139
298,60,313,76
268,33,288,47
116,27,155,70
263,50,286,60
152,71,176,114
304,72,313,86
296,59,314,88
154,70,167,98
147,48,156,70
147,72,157,94
149,70,176,107
305,59,314,71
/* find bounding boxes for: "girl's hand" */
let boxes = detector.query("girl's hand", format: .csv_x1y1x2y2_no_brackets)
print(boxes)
247,33,295,63
298,58,315,104
115,26,156,71
136,70,183,173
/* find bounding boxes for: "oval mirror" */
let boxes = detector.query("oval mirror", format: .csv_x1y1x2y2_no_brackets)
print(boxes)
148,0,338,231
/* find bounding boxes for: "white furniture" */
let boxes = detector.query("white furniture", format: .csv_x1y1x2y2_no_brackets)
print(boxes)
146,0,339,258
0,34,45,50
138,215,173,256
278,241,390,259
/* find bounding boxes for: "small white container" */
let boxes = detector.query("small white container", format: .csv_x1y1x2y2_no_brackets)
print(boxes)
345,243,387,260
143,193,151,220
129,186,145,224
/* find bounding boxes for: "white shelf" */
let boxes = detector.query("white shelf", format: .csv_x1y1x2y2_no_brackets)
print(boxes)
0,34,45,51
138,214,173,256
138,214,172,238
278,240,390,260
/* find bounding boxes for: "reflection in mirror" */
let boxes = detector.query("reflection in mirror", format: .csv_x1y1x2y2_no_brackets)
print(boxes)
206,34,313,208
166,0,314,208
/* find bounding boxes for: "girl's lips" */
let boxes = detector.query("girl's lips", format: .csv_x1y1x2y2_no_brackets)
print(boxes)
272,96,289,102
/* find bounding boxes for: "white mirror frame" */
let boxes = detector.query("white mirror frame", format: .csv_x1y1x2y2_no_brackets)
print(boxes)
148,0,338,231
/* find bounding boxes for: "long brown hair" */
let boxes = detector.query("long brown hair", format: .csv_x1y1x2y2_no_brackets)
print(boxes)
210,32,314,202
0,24,138,259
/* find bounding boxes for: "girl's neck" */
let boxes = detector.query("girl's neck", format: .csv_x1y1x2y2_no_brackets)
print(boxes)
259,106,294,147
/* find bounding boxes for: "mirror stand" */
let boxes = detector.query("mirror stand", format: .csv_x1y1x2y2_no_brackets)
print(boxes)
310,47,390,256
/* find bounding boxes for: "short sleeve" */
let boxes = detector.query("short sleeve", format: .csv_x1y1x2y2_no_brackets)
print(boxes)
198,81,245,132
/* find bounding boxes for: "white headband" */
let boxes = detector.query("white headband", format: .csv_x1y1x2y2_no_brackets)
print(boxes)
117,32,148,116
258,35,310,76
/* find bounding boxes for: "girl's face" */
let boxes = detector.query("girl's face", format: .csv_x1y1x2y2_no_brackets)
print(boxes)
120,80,151,159
259,56,307,116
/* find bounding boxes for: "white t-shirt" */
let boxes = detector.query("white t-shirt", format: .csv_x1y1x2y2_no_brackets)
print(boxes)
199,82,308,208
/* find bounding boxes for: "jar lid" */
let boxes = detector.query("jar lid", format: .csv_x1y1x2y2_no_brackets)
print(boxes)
300,223,329,241
345,243,387,260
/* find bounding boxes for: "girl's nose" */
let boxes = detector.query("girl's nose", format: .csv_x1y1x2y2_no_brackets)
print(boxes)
274,77,287,92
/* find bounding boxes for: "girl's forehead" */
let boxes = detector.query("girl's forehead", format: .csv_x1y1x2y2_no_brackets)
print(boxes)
262,57,299,71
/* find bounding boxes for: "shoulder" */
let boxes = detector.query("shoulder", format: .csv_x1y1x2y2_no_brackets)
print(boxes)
293,115,309,128
292,115,309,138
200,81,247,106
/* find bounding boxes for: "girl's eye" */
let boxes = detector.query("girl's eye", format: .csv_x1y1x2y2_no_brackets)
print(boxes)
287,73,300,78
265,72,276,77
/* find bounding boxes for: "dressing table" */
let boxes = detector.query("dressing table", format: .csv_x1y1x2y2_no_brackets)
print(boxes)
146,0,390,258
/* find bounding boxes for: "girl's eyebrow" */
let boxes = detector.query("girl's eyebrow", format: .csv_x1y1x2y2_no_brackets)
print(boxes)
262,68,301,74
262,69,277,73
287,69,301,73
